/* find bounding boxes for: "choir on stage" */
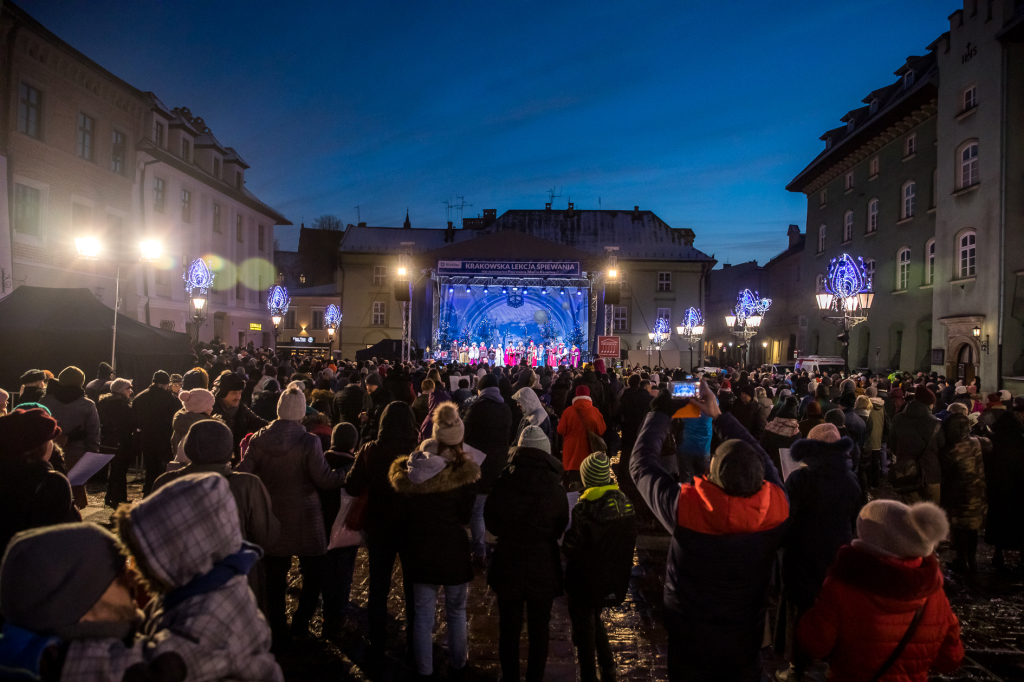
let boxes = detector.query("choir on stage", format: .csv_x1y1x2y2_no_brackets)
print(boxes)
435,339,582,367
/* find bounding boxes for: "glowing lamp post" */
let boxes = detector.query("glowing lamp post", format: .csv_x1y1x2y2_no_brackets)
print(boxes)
675,307,705,371
815,253,873,371
725,289,771,367
325,303,341,355
267,285,290,348
183,258,216,348
647,316,671,367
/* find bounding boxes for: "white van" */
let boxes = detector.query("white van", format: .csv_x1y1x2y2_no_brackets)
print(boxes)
793,356,845,375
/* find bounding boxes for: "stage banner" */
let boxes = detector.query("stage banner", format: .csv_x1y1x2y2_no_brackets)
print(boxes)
437,260,580,277
597,336,620,358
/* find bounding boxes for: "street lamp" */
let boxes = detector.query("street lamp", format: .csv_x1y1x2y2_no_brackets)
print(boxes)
75,235,162,372
183,258,216,348
649,316,671,367
815,253,873,371
724,289,771,368
267,285,291,348
676,307,705,371
325,303,341,355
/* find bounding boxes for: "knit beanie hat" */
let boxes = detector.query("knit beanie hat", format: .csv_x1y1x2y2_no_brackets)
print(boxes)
182,368,208,390
709,439,764,497
0,408,61,456
855,500,949,558
518,424,551,454
575,385,590,398
581,452,612,488
916,385,937,404
57,366,85,388
807,423,841,443
478,374,498,390
169,374,183,385
1000,389,1012,401
277,387,307,421
366,373,383,388
0,523,125,636
20,370,45,384
432,402,465,445
109,378,132,395
96,362,114,379
331,422,359,453
213,370,246,397
152,371,171,385
183,419,233,464
179,388,215,414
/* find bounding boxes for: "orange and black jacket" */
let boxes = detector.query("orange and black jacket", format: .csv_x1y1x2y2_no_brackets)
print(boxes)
629,410,789,665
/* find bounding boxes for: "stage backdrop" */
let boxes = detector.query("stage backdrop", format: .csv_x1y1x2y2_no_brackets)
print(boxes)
438,288,588,351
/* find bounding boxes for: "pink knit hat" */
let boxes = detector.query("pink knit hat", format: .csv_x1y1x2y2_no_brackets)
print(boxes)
807,423,841,443
179,388,215,414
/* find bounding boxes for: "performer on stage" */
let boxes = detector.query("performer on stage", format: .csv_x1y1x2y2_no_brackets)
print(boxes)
516,341,526,365
570,344,581,368
557,341,566,367
537,342,545,368
547,343,557,367
459,344,469,364
468,343,478,365
479,343,489,366
451,341,459,363
494,343,504,366
528,340,537,367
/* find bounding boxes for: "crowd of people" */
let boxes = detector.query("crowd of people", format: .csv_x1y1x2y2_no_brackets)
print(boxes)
0,344,1021,682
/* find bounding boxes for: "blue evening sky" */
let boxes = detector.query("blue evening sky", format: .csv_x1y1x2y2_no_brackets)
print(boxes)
21,0,952,265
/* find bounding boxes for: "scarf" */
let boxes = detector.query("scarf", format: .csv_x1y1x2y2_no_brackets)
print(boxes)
764,418,800,438
162,543,261,611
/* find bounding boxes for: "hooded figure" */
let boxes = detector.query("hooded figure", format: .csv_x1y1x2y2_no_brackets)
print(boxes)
798,501,963,681
115,473,283,682
557,385,606,477
512,385,551,445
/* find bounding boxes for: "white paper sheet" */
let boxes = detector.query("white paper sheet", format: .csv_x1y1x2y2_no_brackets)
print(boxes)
66,452,115,486
778,448,805,481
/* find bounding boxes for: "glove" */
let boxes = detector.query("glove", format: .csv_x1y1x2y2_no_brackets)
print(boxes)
651,389,688,417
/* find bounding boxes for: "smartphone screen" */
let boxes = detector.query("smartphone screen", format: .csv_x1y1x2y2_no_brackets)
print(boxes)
670,381,700,399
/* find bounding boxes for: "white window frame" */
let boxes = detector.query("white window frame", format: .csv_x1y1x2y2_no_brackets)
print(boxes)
864,259,876,281
613,305,628,332
959,231,976,278
963,85,977,112
926,239,936,284
819,189,827,206
180,189,191,223
897,248,911,290
656,308,671,327
12,180,45,240
869,156,879,177
310,307,325,331
845,172,854,191
817,224,826,253
867,199,879,233
372,301,386,326
959,141,979,189
843,210,853,242
153,177,165,213
373,265,388,286
284,310,296,329
905,134,916,157
18,82,43,140
902,181,916,219
76,112,95,161
110,130,126,175
657,271,671,292
815,273,826,293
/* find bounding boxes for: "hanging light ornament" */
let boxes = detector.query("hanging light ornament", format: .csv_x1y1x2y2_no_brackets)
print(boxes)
324,303,341,328
267,285,291,316
183,258,215,295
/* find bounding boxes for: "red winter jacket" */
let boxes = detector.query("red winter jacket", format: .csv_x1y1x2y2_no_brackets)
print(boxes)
798,544,963,682
557,396,606,472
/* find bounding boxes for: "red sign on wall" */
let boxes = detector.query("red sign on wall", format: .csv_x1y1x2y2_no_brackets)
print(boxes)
597,335,620,358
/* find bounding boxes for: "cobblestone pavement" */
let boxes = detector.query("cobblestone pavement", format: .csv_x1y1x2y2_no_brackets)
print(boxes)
85,473,1024,681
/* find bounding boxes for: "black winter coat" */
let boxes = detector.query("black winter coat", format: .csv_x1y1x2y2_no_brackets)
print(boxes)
783,437,862,609
0,456,80,552
562,486,637,606
319,450,357,538
131,384,180,446
617,387,652,449
889,399,944,485
212,401,268,458
484,446,568,600
333,384,365,426
390,454,480,585
463,393,513,494
732,399,767,440
985,409,1024,549
97,393,135,458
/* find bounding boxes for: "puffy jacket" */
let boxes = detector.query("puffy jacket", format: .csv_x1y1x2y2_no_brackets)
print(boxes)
783,437,861,609
562,485,636,606
731,399,767,440
237,419,344,556
557,396,606,472
213,401,268,460
890,400,944,486
98,392,135,458
463,388,513,494
629,411,788,677
332,383,365,426
941,436,988,530
131,384,180,446
485,446,568,600
39,383,99,469
798,545,963,682
865,398,887,451
0,455,80,552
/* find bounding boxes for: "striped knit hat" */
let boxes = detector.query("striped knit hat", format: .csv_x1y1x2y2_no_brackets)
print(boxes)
580,452,612,489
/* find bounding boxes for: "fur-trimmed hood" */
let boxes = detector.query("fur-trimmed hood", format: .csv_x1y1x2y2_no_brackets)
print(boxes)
790,436,855,463
389,452,481,495
311,388,334,404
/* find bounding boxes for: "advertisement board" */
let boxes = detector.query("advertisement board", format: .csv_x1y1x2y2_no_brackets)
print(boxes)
597,335,620,358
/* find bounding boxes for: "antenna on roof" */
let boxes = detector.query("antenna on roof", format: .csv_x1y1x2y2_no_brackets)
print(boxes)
442,198,452,225
454,196,473,228
546,187,562,206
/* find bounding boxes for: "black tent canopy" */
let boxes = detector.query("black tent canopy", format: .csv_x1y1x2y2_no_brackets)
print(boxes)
0,287,192,391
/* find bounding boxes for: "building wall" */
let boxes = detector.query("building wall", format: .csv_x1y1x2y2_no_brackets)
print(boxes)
761,252,804,367
706,262,769,366
336,254,404,360
613,259,706,357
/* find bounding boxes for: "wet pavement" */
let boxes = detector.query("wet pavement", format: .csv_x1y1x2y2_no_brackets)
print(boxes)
85,472,1024,681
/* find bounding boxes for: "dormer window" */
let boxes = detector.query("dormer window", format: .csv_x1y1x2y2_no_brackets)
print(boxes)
181,138,190,162
904,71,915,88
213,157,221,179
869,99,879,114
235,171,242,190
847,119,855,132
825,136,833,150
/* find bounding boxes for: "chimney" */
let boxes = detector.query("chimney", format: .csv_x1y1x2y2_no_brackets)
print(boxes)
787,224,801,248
567,202,574,216
357,222,367,227
633,205,641,220
545,202,552,211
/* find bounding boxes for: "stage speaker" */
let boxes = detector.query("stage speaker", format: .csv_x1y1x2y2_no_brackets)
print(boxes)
393,281,411,302
605,281,620,305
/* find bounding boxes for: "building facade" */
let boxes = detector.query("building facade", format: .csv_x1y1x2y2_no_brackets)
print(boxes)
0,2,289,348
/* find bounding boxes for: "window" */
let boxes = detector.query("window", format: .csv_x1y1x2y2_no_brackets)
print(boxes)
372,301,386,325
869,156,879,177
963,85,977,112
12,183,41,237
181,138,190,161
613,306,628,331
299,273,306,284
76,113,95,161
284,311,296,329
213,203,222,233
657,272,672,291
902,181,916,219
373,266,387,285
154,121,165,147
843,210,853,242
18,83,42,139
235,171,242,190
258,225,265,251
213,157,221,179
656,308,671,327
904,71,915,88
180,189,191,223
815,273,825,293
897,248,911,290
959,231,976,278
153,178,165,212
817,224,826,253
236,278,244,300
819,189,827,206
867,199,879,233
845,172,854,191
159,320,176,331
110,130,126,174
311,310,324,330
926,239,936,284
236,215,243,242
905,134,916,157
865,259,876,280
959,142,979,188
